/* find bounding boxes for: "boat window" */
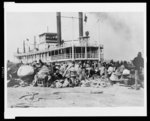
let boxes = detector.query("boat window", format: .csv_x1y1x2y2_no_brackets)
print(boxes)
52,51,54,55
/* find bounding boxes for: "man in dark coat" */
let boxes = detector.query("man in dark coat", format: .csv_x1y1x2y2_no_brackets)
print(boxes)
132,52,144,89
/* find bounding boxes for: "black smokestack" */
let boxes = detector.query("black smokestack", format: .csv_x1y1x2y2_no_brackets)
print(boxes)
79,12,83,37
57,12,61,45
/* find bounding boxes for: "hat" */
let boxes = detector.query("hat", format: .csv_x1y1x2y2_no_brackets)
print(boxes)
138,52,142,57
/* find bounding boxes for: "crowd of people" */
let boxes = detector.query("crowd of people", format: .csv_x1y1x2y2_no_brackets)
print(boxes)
7,52,144,90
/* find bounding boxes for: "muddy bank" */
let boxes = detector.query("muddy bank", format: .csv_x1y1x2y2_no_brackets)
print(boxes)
7,85,144,108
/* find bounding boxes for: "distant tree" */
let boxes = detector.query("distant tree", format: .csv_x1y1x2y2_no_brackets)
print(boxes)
116,61,120,68
120,61,124,65
110,59,114,64
123,61,128,68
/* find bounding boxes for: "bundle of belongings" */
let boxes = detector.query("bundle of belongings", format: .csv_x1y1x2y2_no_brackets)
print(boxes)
80,77,110,88
50,62,85,88
109,67,121,84
108,65,134,86
80,79,92,87
109,67,131,86
17,65,34,77
17,65,35,86
32,65,51,87
7,62,21,80
7,64,35,87
7,78,22,88
7,59,139,88
120,69,131,86
50,78,71,88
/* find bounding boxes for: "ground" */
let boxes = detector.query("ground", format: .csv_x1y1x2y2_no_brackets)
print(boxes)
7,85,144,108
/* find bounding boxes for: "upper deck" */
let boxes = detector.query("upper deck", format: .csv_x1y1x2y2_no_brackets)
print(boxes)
14,38,103,56
14,39,104,63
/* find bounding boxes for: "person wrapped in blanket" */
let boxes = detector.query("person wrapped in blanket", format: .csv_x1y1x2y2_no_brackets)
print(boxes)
132,52,144,90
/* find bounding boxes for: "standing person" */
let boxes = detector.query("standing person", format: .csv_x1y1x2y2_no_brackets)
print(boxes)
132,52,144,90
69,61,78,87
90,64,95,79
85,61,91,78
107,63,115,85
62,61,76,87
99,63,106,77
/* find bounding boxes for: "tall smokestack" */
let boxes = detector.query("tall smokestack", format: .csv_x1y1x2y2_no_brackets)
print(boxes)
57,12,61,45
79,12,83,37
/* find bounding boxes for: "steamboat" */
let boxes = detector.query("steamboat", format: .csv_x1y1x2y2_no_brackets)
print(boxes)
14,12,104,63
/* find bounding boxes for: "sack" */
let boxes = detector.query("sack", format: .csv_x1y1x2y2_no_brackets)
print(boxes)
108,66,114,74
17,65,34,77
38,65,49,75
122,69,130,75
55,81,62,88
110,73,119,81
38,74,47,79
62,78,69,87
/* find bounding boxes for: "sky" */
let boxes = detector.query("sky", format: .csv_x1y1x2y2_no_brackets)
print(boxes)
6,12,144,62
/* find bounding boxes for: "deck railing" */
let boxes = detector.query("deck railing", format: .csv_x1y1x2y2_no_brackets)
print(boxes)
51,53,72,60
50,52,98,61
74,53,85,58
87,52,98,58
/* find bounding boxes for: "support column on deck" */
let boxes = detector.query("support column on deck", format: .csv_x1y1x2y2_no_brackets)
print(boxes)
39,54,41,60
32,55,34,62
47,52,49,61
44,53,45,62
85,45,87,59
72,46,74,61
30,55,32,63
37,54,38,61
39,54,40,61
64,48,66,59
23,56,25,63
33,55,34,62
43,53,44,61
26,56,27,63
26,56,28,63
34,55,36,61
74,47,76,59
30,55,31,62
34,54,36,61
27,56,28,63
43,53,45,62
41,54,42,61
28,55,30,63
28,56,29,63
39,54,41,61
46,53,47,62
98,45,100,61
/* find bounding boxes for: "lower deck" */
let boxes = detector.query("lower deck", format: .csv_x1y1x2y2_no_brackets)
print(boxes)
15,46,104,63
